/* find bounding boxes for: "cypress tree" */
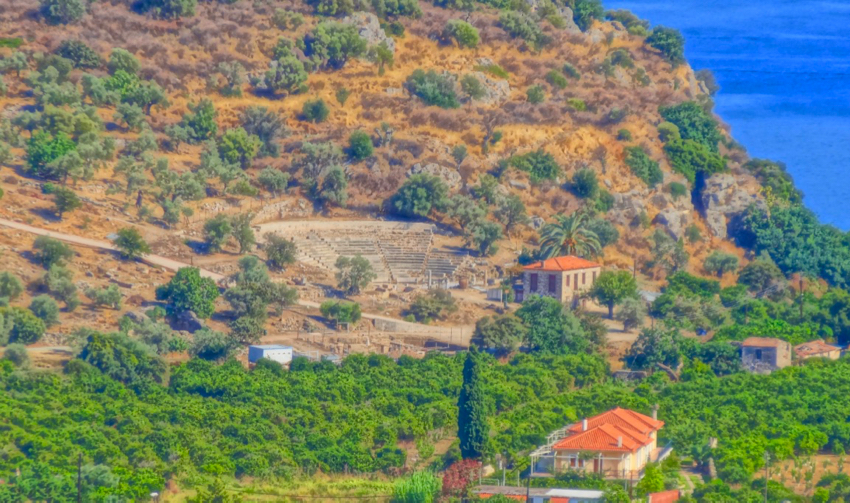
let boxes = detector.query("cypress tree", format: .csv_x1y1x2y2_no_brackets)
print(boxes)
457,346,489,458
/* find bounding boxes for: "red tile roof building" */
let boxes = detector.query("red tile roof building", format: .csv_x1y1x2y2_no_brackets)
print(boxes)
516,255,601,303
533,407,669,480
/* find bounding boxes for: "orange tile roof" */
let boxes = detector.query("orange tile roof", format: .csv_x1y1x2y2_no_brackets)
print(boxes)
553,423,648,452
552,407,663,453
742,337,787,348
567,407,664,436
523,256,601,272
794,340,840,357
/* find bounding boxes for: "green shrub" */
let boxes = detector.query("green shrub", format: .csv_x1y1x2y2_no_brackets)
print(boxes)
567,98,586,111
443,20,479,48
509,150,560,183
526,85,545,104
664,138,726,184
388,174,449,218
473,63,509,79
348,131,374,161
29,295,60,326
595,188,614,213
408,289,457,323
545,70,568,89
335,87,351,106
303,22,368,70
3,343,29,367
668,182,687,200
320,300,362,326
0,38,23,49
617,129,632,141
624,146,663,187
659,101,722,151
40,0,86,24
657,121,681,142
647,26,685,66
460,75,486,101
571,168,598,199
302,99,330,123
587,218,619,248
499,12,550,50
405,69,459,109
55,40,101,69
136,0,197,19
562,63,581,80
573,0,603,31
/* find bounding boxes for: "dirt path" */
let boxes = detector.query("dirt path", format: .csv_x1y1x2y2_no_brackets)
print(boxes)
0,219,225,281
0,219,474,344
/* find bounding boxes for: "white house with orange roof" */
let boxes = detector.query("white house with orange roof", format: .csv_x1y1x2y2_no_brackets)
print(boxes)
516,256,601,304
530,407,671,480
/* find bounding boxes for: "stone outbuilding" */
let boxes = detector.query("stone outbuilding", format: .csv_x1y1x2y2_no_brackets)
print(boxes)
794,340,841,361
515,256,601,304
741,337,792,373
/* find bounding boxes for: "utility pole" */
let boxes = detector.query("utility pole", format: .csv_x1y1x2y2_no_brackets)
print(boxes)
76,452,82,503
763,451,770,503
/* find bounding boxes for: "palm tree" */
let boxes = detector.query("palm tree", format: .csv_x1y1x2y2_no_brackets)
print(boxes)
538,212,601,259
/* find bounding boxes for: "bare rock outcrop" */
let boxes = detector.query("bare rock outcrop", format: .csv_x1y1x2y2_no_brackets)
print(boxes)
343,13,395,53
408,163,462,190
700,174,765,238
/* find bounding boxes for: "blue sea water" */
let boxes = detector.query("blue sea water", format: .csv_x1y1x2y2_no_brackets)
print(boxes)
605,0,850,229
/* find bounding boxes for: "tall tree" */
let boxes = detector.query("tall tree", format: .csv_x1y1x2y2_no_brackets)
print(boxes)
457,346,489,459
590,270,638,319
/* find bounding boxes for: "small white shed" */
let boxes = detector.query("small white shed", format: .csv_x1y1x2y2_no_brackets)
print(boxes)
248,345,293,365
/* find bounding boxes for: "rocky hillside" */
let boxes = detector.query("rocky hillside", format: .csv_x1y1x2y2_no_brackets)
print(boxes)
0,0,771,290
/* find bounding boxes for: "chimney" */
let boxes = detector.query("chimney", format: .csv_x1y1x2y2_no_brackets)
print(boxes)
617,436,623,448
652,404,659,421
582,418,588,431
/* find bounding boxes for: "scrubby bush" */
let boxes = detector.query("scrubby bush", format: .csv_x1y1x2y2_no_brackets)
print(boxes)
258,168,290,196
573,0,603,31
624,146,663,187
587,218,620,248
3,343,29,367
664,138,726,183
460,75,486,101
389,174,449,218
85,285,123,309
55,40,101,69
567,98,587,111
303,22,368,70
320,300,362,326
704,251,740,278
444,20,479,48
29,295,60,326
499,12,550,50
114,227,151,260
526,85,545,104
408,289,457,323
33,236,74,269
0,272,24,301
264,233,297,271
509,150,560,182
40,0,86,24
545,70,568,90
335,255,376,295
647,26,685,66
657,121,680,142
107,49,140,76
348,131,373,161
668,182,687,200
302,99,330,123
571,168,598,199
659,101,722,151
617,129,632,141
136,0,197,19
405,70,459,109
219,128,261,169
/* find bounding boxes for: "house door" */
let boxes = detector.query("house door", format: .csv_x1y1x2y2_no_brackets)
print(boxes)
593,458,601,473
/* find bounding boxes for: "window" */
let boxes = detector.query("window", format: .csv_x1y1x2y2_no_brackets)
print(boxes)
530,273,538,291
574,273,579,287
566,274,570,287
582,272,586,285
548,275,556,293
755,349,763,359
592,271,597,282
